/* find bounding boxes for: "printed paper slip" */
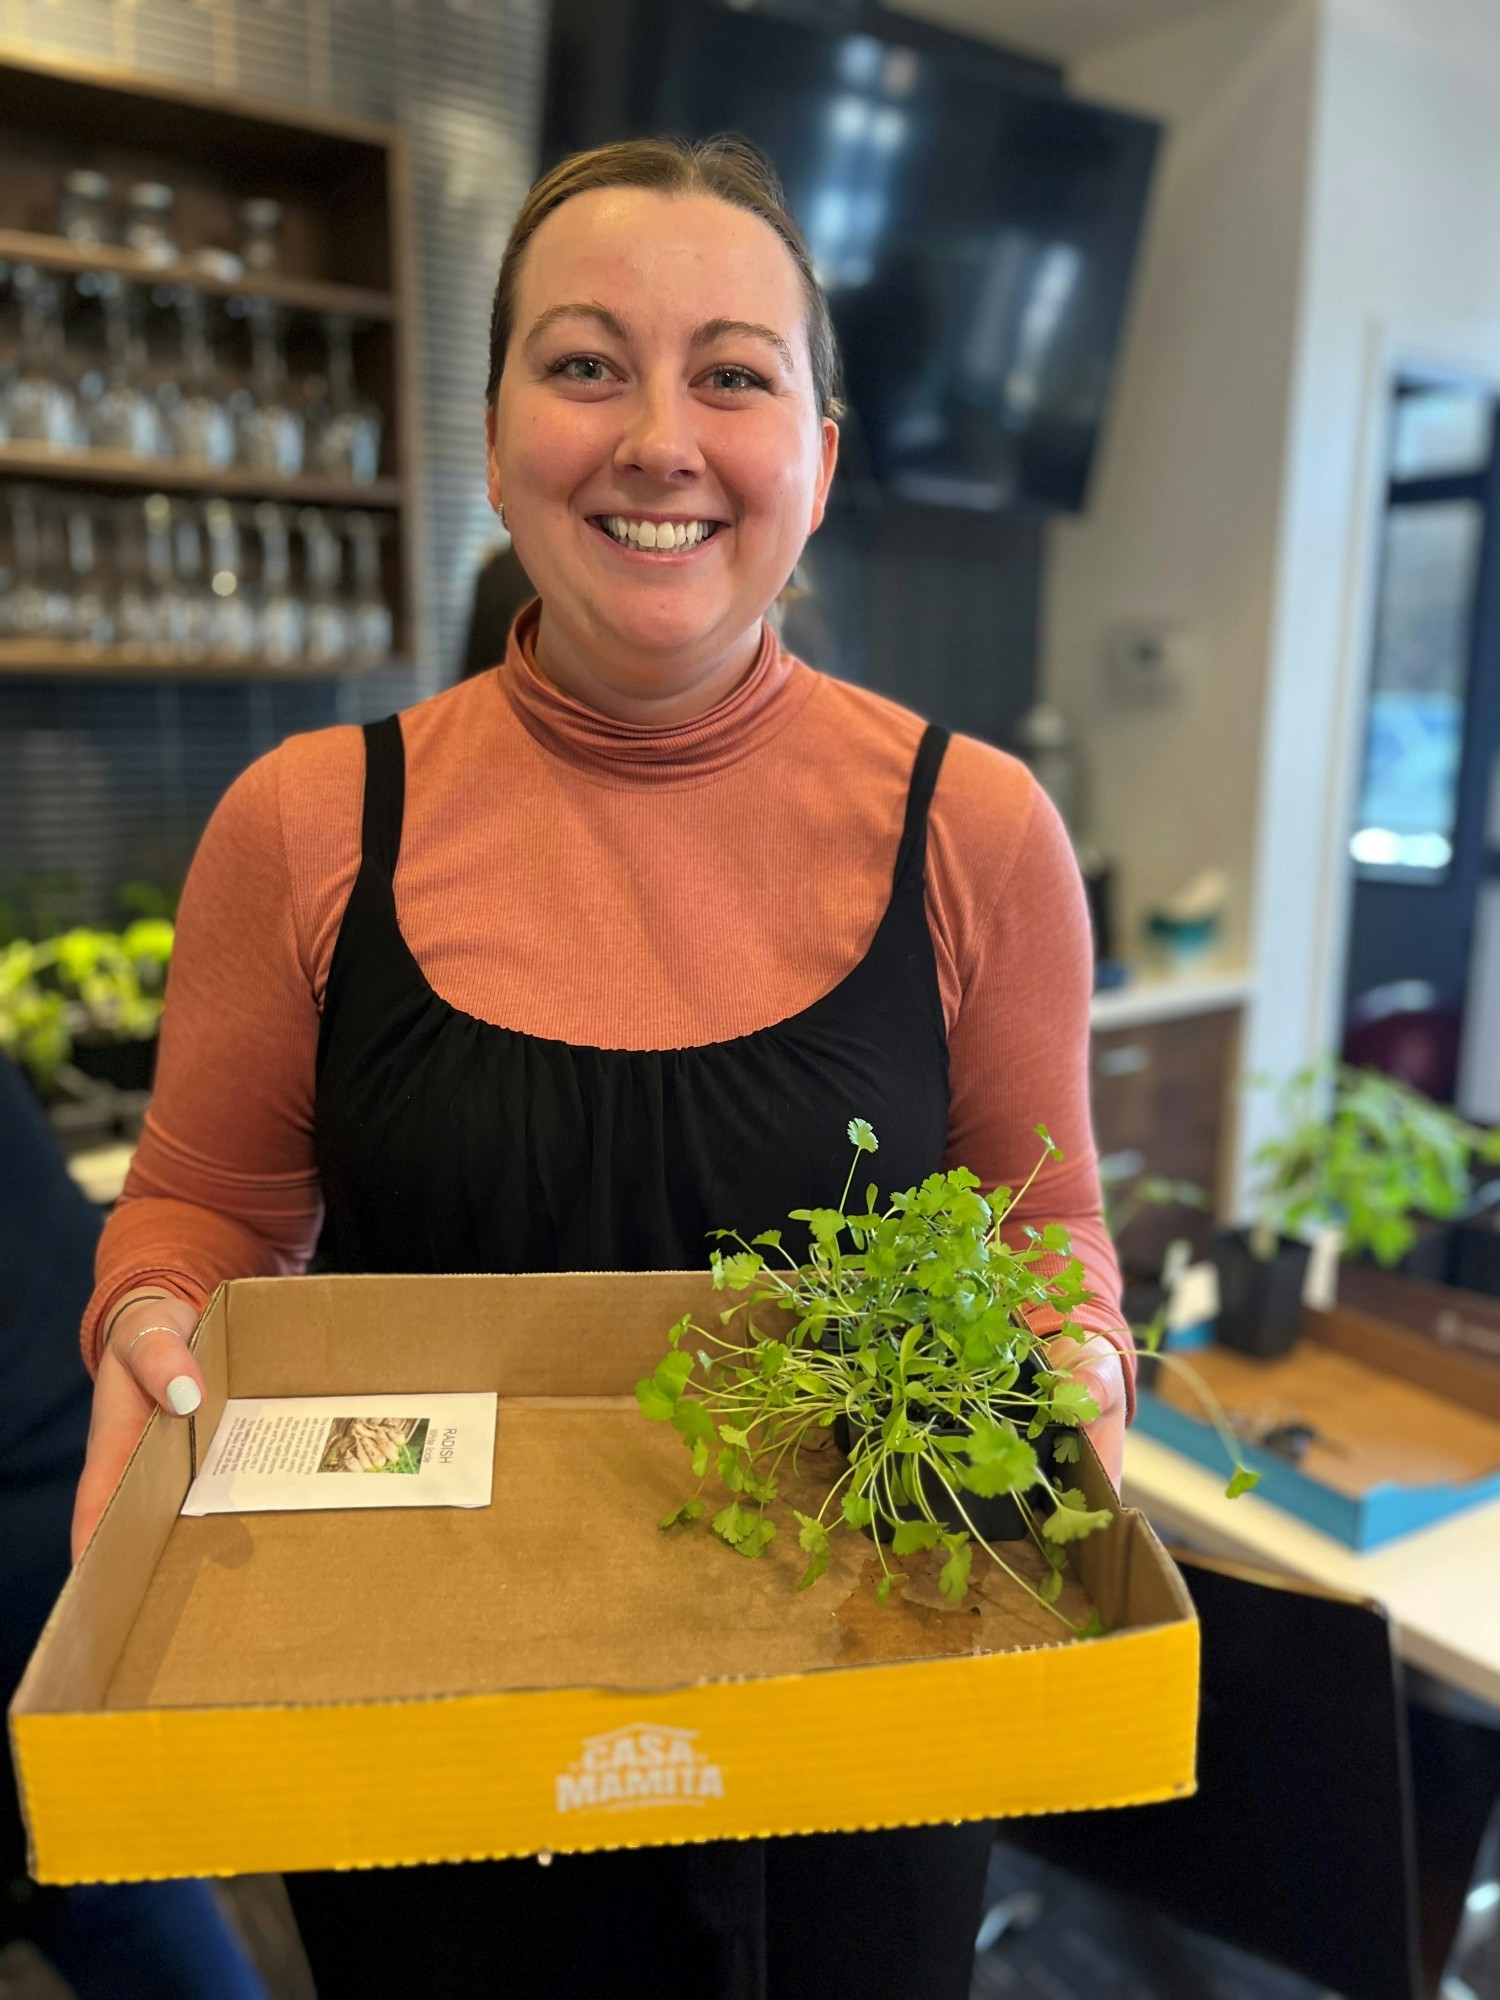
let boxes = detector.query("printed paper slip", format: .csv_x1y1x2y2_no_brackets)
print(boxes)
182,1394,497,1515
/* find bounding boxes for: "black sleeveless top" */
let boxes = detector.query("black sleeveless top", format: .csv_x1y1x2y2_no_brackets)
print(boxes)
313,713,953,1273
295,708,991,2000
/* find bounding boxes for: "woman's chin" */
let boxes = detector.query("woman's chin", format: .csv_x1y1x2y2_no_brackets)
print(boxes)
589,600,750,665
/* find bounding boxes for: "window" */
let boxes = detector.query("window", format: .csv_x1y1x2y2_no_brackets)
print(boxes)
1351,380,1496,882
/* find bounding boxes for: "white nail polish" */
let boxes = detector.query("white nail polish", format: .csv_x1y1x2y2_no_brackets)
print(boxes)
167,1376,202,1416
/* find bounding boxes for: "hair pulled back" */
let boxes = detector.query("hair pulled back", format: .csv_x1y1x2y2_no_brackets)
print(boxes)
485,134,844,422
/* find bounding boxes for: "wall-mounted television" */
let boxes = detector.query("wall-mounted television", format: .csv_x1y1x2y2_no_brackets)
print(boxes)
545,0,1161,515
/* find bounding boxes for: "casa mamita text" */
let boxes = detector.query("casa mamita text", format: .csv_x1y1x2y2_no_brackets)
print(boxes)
555,1726,725,1813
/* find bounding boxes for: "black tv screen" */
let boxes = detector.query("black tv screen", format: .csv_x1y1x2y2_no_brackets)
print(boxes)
546,0,1161,515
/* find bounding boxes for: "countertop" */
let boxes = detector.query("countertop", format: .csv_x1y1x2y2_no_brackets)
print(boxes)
1090,964,1254,1033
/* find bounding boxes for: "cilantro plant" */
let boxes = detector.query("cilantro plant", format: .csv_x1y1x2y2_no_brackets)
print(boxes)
638,1119,1259,1636
1250,1062,1500,1267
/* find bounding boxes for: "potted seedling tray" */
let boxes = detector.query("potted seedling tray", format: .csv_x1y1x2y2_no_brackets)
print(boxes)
1133,1304,1500,1549
11,1270,1199,1885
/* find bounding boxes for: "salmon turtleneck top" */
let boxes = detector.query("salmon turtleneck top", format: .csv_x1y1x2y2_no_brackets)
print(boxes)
84,603,1130,1398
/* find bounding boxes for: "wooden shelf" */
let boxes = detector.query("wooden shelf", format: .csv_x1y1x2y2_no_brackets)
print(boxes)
0,442,402,507
0,640,409,680
0,227,396,321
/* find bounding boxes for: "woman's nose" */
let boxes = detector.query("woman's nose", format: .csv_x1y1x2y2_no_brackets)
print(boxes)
614,381,706,484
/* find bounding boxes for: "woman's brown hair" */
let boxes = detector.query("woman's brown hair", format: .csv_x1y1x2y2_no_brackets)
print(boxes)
485,134,844,421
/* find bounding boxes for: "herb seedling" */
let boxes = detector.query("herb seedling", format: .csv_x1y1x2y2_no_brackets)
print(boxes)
637,1119,1258,1635
1250,1062,1500,1267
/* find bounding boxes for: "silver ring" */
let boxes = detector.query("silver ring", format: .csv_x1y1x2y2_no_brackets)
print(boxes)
119,1322,186,1362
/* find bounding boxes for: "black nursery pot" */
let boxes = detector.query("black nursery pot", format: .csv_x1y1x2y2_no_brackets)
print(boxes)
1210,1228,1308,1357
1403,1217,1500,1300
1452,1220,1500,1299
71,1033,158,1095
833,1402,1055,1546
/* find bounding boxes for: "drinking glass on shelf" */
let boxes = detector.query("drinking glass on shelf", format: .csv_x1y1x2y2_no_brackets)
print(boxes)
172,499,214,655
58,169,112,246
162,288,234,468
64,504,114,645
6,487,54,634
309,314,382,484
115,498,158,649
300,506,347,662
143,491,185,651
238,199,283,275
253,501,304,664
124,182,177,266
344,511,393,661
204,499,258,659
236,298,304,476
3,266,76,447
87,275,163,458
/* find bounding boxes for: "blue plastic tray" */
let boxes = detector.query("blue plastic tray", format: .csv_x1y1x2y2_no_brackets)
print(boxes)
1132,1387,1500,1550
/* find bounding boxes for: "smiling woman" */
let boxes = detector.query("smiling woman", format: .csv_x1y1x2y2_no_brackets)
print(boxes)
76,135,1130,2000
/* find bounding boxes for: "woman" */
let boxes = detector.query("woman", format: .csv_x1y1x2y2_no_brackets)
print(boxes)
75,137,1132,2000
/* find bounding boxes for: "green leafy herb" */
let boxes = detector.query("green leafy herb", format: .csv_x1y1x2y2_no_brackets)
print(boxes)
1250,1060,1500,1268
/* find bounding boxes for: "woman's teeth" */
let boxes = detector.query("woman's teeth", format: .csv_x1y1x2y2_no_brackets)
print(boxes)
599,517,718,550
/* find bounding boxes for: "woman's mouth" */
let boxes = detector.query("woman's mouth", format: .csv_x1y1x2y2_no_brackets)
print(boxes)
589,515,724,555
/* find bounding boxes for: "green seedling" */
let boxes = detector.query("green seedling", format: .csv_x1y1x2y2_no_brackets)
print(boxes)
638,1119,1258,1636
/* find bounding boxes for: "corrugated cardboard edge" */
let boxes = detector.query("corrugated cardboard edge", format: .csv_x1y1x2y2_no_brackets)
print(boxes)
14,1617,1198,1883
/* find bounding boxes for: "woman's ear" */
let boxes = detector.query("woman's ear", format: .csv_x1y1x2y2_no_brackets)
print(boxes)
807,416,840,536
484,403,504,517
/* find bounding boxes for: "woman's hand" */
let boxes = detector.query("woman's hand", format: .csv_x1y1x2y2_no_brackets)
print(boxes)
1044,1331,1127,1489
71,1292,205,1561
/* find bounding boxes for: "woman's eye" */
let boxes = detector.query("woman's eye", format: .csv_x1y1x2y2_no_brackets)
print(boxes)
704,365,766,394
551,355,611,383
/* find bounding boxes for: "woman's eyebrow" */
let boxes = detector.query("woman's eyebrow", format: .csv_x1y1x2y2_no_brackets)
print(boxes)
523,301,629,351
693,318,794,370
522,302,794,372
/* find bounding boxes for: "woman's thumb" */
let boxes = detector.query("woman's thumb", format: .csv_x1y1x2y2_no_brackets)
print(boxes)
113,1316,204,1416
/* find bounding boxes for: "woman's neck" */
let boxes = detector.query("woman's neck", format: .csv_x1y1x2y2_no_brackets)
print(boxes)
532,609,765,726
499,600,803,783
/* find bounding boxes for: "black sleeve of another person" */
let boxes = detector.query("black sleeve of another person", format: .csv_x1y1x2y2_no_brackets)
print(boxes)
460,544,536,680
0,1056,100,1872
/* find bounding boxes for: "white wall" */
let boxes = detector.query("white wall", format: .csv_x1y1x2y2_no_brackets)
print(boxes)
1048,0,1500,1198
1244,0,1500,1152
1043,0,1320,966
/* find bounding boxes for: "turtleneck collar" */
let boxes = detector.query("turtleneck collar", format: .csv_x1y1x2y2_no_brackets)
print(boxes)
497,599,811,784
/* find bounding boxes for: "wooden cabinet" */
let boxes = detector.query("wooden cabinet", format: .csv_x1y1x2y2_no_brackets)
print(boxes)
1091,1006,1241,1277
0,48,414,682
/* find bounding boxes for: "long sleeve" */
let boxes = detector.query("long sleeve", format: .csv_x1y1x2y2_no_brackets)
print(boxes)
82,751,331,1369
932,744,1133,1408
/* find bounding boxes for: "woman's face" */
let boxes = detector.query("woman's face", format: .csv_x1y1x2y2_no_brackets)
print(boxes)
487,187,838,707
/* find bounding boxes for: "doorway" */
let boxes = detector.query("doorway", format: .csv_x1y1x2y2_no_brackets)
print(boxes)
1341,374,1500,1109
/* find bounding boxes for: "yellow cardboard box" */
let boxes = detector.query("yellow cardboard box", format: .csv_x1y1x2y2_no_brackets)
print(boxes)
11,1271,1198,1883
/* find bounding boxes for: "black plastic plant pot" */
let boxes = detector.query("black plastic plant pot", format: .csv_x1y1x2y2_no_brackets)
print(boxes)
1398,1221,1454,1285
833,1408,1055,1545
71,1033,158,1095
1211,1228,1308,1357
1398,1219,1500,1298
1121,1279,1166,1331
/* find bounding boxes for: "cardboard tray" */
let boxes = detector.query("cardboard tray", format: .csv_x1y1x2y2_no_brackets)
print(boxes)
11,1272,1198,1884
1133,1305,1500,1549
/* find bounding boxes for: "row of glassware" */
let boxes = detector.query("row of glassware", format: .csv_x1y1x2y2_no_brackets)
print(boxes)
0,263,382,482
56,169,287,279
1,486,394,666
